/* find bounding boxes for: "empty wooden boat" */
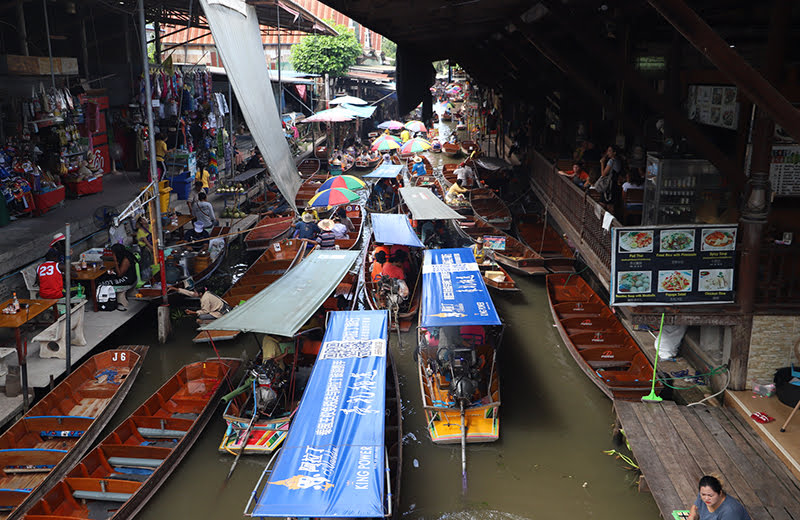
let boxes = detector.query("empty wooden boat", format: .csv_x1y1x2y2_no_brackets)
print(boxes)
470,188,512,231
546,274,663,401
16,358,240,520
517,213,575,273
0,347,147,519
442,142,460,158
457,215,547,275
297,158,321,179
294,174,327,208
243,215,294,251
442,163,458,184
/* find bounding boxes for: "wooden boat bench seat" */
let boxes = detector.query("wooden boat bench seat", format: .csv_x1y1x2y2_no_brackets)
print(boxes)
0,448,68,468
560,317,625,335
67,477,140,502
553,302,612,319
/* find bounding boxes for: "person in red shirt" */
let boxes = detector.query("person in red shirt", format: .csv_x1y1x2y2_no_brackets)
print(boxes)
381,250,407,281
371,250,388,283
36,249,64,299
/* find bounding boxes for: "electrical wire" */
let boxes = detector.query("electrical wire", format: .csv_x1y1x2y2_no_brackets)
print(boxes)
686,367,731,407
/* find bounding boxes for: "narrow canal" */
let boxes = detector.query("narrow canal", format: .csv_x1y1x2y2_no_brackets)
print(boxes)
93,115,661,519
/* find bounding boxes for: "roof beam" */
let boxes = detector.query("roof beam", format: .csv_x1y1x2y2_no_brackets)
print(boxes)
647,0,800,143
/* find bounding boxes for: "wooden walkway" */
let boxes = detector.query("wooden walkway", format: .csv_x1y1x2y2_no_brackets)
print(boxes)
615,400,800,520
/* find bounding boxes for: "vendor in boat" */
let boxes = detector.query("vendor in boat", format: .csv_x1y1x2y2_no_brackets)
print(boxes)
260,334,295,370
171,286,231,324
183,221,210,251
411,156,427,177
382,250,407,281
445,179,469,204
329,156,343,176
686,475,751,520
471,237,491,264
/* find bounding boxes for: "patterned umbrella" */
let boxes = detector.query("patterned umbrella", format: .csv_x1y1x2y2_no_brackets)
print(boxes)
400,138,432,154
307,187,360,208
318,175,367,191
377,120,405,130
371,134,401,151
404,120,427,133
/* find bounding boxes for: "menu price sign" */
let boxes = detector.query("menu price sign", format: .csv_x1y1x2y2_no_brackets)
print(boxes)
610,224,737,306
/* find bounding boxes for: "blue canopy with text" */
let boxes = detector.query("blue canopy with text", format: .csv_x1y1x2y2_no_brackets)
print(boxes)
251,310,389,518
371,213,424,247
420,248,502,327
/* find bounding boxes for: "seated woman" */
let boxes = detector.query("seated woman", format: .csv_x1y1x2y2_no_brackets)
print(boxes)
687,475,751,520
445,179,469,204
96,244,138,311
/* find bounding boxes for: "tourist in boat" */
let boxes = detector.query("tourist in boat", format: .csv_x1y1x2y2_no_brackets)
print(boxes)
293,212,319,241
183,221,210,251
316,219,337,249
382,150,393,164
261,193,291,217
382,250,407,281
411,156,427,177
334,207,355,232
371,249,388,282
686,475,751,520
36,249,64,300
331,216,350,240
445,179,469,204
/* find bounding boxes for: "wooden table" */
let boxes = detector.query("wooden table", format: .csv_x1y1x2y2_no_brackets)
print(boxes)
0,298,58,409
164,214,193,234
71,266,108,312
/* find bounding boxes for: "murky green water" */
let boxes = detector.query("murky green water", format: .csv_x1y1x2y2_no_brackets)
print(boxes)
79,116,661,519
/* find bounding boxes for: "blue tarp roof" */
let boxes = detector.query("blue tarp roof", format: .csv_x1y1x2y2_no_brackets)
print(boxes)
364,164,404,178
342,103,376,118
420,248,502,328
371,213,423,247
251,310,389,518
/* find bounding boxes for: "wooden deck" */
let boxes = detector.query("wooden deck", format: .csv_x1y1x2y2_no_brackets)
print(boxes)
615,400,800,520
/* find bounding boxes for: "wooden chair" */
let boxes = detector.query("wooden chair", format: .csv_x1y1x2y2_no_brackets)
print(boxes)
622,188,644,225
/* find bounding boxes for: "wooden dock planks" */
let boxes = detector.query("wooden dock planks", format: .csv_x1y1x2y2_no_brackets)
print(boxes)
614,400,800,520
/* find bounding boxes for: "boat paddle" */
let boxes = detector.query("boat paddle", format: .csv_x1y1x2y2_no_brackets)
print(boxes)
642,313,665,403
460,401,467,494
227,377,259,480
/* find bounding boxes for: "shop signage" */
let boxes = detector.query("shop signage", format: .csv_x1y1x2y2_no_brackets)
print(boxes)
610,224,737,306
687,85,738,130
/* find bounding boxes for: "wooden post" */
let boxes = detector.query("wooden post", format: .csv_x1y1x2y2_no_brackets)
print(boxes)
16,0,28,56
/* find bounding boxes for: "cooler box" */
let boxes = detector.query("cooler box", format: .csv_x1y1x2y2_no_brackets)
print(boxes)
168,171,193,200
32,186,65,216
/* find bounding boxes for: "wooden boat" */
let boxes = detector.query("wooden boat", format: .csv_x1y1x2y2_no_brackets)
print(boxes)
136,227,230,299
364,242,422,332
297,158,321,178
243,215,294,251
366,179,401,214
442,163,458,184
18,358,240,520
442,142,460,158
413,174,445,198
546,274,663,401
461,140,480,156
0,347,147,519
314,145,328,164
354,155,381,171
294,173,327,208
478,261,519,292
385,350,403,516
417,325,502,444
408,155,433,176
517,213,576,273
457,215,547,275
334,204,364,250
470,188,512,231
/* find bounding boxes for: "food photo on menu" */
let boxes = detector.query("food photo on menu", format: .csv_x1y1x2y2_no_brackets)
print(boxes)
701,228,736,251
617,271,652,294
658,270,693,293
618,230,654,253
698,269,734,292
659,229,695,252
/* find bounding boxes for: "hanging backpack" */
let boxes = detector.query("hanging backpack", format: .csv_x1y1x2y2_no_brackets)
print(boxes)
96,285,117,311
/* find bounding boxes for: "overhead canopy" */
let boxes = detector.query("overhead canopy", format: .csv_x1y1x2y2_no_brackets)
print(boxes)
341,103,376,119
302,106,357,123
420,248,501,328
371,213,424,247
250,310,389,518
364,164,404,179
200,250,359,337
201,0,302,212
399,187,465,221
329,95,368,105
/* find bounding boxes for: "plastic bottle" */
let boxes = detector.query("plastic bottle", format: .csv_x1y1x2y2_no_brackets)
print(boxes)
12,292,20,312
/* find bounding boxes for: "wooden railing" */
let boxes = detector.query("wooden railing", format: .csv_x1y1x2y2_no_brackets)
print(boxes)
755,242,800,311
528,151,620,288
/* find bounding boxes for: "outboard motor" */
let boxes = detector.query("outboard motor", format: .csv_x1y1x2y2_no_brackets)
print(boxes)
252,360,284,416
435,346,481,406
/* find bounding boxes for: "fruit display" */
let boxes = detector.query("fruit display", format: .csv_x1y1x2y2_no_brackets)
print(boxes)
217,182,246,193
222,206,247,219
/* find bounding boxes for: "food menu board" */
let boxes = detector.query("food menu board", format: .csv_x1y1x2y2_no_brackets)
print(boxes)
768,145,800,196
610,224,737,306
687,85,739,130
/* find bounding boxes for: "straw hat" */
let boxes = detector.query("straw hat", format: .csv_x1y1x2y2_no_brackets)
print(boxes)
193,221,204,233
50,233,66,247
318,219,335,231
414,156,422,163
301,212,315,223
476,237,485,244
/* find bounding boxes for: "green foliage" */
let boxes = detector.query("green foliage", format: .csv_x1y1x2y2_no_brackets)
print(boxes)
291,23,362,77
382,37,397,59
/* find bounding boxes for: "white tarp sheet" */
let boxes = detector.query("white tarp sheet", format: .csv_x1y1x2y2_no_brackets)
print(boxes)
202,0,301,211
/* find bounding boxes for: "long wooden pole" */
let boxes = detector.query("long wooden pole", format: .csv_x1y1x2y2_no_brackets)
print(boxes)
460,401,467,494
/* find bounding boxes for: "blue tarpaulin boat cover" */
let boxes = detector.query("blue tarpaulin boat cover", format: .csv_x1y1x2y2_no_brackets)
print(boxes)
251,310,389,518
341,103,376,119
364,164,404,178
371,213,423,247
199,249,359,337
420,248,502,327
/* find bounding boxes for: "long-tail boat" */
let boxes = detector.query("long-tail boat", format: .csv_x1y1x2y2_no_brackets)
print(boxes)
243,215,294,251
0,347,147,519
14,357,239,520
457,214,547,275
297,158,321,178
469,188,512,231
546,274,663,400
517,213,576,273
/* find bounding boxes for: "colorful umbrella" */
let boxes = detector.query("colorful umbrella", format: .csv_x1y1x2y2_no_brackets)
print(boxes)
318,175,367,191
329,95,367,106
400,138,432,154
307,187,360,208
371,134,401,151
404,120,427,133
302,106,355,123
378,120,405,130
